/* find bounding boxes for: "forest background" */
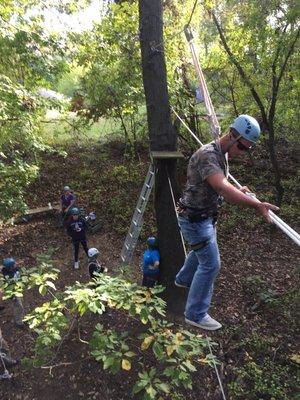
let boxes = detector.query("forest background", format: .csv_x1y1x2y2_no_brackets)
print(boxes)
0,1,299,399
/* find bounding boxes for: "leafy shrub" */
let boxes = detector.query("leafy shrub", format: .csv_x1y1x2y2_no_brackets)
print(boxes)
228,359,298,400
0,253,218,400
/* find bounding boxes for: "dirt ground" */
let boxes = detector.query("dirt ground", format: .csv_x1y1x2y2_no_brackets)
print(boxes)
0,141,299,400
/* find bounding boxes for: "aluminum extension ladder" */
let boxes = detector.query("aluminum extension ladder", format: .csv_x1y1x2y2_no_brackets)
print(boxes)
121,163,155,265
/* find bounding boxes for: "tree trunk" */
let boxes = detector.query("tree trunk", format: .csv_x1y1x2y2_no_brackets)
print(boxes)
267,122,284,204
139,0,185,308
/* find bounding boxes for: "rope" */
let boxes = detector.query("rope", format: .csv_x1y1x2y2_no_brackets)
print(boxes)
184,27,221,143
166,168,227,398
171,107,300,247
149,0,200,53
165,168,187,257
206,338,227,400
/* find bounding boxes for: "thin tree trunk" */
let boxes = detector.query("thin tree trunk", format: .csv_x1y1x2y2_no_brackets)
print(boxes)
139,0,185,307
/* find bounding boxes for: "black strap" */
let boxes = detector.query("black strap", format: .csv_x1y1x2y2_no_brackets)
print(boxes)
190,240,209,251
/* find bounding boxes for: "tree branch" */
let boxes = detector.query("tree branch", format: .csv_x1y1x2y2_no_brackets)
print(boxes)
211,11,268,126
269,26,300,122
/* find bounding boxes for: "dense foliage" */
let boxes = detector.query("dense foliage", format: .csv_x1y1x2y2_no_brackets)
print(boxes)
0,252,217,400
1,0,299,219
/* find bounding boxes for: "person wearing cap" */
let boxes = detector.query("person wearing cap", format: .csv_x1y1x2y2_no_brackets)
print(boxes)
66,207,89,269
59,185,76,227
142,237,160,288
1,258,25,328
175,115,279,331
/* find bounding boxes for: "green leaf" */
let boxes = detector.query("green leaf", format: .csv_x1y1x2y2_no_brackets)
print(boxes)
45,280,56,290
156,382,170,394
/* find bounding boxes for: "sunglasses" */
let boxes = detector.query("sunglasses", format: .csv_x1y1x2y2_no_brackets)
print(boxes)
236,140,252,152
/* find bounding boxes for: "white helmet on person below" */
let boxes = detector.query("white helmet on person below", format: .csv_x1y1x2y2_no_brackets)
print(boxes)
88,248,100,258
230,114,261,144
63,185,71,192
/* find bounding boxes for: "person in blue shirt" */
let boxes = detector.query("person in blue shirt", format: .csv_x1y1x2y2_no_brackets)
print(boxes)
142,237,160,288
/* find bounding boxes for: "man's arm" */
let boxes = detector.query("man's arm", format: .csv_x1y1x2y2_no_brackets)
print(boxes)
206,173,279,223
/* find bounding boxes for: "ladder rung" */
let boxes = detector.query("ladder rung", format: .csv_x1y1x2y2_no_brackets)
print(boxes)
121,163,155,265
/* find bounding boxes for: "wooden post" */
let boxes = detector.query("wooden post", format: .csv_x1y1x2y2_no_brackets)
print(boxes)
139,0,185,312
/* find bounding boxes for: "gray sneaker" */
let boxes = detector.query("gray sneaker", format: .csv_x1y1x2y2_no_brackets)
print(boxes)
185,314,222,331
174,280,189,289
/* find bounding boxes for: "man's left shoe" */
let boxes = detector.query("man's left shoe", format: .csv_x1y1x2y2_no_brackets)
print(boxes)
185,314,222,331
174,280,189,289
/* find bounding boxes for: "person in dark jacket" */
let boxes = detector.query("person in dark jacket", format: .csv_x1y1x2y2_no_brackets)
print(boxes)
1,258,24,328
87,248,107,279
59,185,76,227
66,207,89,269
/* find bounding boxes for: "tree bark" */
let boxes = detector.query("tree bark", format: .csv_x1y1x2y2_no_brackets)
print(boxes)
139,0,185,309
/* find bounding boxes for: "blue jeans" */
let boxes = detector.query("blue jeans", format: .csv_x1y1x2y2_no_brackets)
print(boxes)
176,216,221,322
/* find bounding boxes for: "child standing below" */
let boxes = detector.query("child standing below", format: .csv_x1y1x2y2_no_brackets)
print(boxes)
142,237,160,288
88,248,107,279
66,207,89,269
1,258,25,328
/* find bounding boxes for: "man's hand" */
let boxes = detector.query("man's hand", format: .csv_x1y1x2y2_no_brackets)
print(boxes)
255,202,279,223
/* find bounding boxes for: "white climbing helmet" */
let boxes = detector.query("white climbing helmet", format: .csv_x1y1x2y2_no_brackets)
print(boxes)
88,248,100,258
230,114,261,143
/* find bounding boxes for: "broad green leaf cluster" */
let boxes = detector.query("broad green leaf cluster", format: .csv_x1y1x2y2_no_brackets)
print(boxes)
0,253,216,399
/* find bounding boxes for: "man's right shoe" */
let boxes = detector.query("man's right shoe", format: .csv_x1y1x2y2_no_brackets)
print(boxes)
174,280,189,289
74,261,79,269
185,314,222,331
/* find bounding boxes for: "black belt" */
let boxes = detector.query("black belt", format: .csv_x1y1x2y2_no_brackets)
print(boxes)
178,201,218,223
